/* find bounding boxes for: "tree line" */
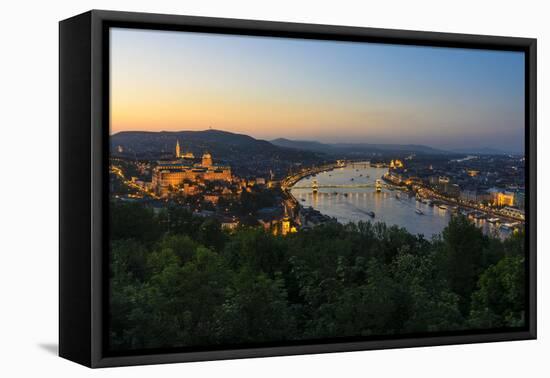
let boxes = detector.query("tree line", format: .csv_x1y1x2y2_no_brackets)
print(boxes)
109,201,525,351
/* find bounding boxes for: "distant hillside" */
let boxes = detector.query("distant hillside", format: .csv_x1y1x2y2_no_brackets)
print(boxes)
332,142,447,154
450,147,522,156
270,138,331,152
110,130,327,178
271,138,448,155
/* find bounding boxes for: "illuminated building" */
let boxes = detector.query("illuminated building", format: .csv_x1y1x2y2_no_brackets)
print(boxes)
277,207,297,236
496,192,515,207
255,177,266,185
257,207,282,231
202,152,213,167
280,206,291,235
467,170,480,177
389,159,404,169
221,217,239,231
181,151,195,159
281,216,291,236
175,140,195,159
152,151,232,197
204,194,220,204
489,188,515,207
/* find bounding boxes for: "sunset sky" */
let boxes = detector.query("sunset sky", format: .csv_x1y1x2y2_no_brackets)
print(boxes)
110,27,525,153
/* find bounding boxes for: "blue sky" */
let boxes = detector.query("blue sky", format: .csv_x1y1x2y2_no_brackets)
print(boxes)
111,28,525,153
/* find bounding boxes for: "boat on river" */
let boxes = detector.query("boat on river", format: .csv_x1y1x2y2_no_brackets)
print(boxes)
415,209,424,215
473,212,487,220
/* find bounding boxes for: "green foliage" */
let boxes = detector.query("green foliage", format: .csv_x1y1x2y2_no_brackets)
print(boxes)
469,255,525,329
218,270,296,343
237,186,282,216
110,201,162,245
109,203,525,351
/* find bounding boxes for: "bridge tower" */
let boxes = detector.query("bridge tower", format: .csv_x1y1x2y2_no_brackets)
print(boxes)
312,179,319,194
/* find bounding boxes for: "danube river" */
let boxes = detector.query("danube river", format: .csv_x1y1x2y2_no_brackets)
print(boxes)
290,162,505,239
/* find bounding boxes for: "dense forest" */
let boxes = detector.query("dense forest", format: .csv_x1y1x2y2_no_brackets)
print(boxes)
110,201,525,351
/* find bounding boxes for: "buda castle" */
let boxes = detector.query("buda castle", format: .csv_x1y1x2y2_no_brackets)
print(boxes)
152,140,232,197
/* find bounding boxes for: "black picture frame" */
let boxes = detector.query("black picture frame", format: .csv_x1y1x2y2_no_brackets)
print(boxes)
59,9,537,368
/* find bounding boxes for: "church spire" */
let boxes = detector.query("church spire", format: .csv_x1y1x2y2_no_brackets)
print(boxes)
175,140,181,158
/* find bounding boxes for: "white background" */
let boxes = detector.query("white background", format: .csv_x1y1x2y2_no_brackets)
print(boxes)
0,0,547,376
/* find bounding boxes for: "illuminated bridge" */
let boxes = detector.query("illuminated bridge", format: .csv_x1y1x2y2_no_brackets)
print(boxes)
293,177,402,193
292,183,390,189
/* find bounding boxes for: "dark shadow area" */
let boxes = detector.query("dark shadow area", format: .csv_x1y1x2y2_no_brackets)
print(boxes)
38,343,58,355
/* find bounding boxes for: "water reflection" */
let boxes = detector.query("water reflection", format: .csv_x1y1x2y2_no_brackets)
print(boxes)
291,163,508,239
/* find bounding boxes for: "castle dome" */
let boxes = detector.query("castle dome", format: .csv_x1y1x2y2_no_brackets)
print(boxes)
201,152,213,167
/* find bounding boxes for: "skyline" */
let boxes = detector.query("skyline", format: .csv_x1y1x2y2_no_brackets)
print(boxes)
110,28,525,153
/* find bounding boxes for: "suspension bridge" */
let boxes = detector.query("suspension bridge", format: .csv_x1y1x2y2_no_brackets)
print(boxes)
292,183,388,190
293,179,396,192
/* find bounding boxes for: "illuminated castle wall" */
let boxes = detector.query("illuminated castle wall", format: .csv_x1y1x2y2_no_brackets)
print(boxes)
152,142,231,196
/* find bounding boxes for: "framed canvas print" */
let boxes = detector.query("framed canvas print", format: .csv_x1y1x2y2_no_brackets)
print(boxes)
59,10,537,368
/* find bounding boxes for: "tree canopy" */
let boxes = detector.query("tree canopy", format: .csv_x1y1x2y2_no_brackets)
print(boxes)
109,201,526,351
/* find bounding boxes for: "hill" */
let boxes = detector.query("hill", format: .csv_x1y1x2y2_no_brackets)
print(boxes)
110,130,327,178
271,138,448,155
450,147,522,156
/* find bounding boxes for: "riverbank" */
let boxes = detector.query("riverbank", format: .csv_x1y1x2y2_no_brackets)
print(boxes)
290,162,519,238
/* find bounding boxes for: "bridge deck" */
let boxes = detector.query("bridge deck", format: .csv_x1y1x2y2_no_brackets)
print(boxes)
292,184,391,189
